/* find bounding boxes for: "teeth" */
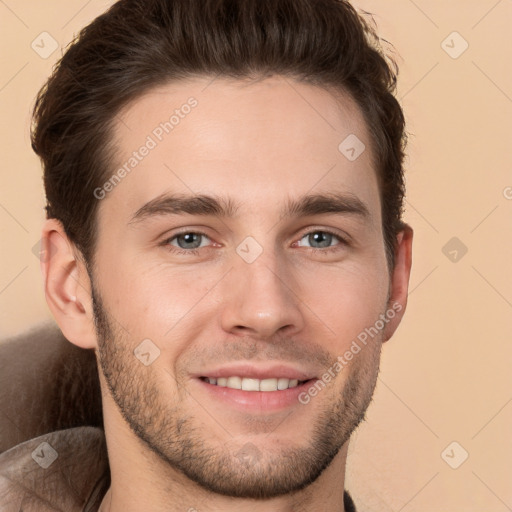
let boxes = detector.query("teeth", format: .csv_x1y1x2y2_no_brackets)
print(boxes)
241,378,260,391
260,378,278,391
226,376,242,389
277,378,289,390
204,376,304,391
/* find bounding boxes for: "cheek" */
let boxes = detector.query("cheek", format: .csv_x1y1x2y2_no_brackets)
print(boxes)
98,254,216,338
97,242,389,353
301,263,389,349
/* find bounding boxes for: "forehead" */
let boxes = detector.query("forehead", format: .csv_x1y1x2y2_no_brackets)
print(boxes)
102,75,380,226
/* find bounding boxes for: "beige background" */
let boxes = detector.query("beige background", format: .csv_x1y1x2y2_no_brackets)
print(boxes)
1,0,511,510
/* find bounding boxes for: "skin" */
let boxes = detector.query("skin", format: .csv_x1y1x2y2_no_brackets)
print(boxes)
41,75,413,512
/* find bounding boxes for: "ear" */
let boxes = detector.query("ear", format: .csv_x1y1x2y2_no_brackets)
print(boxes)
40,218,98,350
382,224,413,342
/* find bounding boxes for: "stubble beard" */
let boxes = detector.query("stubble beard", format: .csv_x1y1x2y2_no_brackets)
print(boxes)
91,281,381,499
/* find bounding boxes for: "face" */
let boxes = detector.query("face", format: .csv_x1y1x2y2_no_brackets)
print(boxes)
91,76,397,499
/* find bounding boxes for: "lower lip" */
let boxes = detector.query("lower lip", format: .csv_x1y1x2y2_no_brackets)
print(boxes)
195,378,317,412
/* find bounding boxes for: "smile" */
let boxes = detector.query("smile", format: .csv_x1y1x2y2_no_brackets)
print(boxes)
200,376,309,391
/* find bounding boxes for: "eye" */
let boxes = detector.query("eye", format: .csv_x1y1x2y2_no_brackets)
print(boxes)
295,230,346,252
161,228,348,257
164,231,212,255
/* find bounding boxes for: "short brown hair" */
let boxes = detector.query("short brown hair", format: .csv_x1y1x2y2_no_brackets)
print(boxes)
31,0,407,271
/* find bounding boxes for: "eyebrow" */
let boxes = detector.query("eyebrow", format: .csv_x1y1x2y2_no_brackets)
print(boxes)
128,191,370,225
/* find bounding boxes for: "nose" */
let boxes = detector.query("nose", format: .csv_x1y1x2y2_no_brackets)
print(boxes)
219,246,305,340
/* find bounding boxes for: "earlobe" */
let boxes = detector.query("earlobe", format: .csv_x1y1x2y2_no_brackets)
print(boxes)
383,224,413,342
40,219,98,350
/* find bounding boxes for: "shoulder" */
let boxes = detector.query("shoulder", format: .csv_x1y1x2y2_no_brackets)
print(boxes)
0,426,109,511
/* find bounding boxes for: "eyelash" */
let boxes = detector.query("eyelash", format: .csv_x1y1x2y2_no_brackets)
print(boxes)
161,229,348,257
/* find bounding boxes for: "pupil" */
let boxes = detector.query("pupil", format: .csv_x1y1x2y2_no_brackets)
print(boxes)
179,233,200,248
311,232,331,248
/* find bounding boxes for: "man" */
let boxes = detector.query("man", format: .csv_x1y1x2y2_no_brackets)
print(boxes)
1,0,412,510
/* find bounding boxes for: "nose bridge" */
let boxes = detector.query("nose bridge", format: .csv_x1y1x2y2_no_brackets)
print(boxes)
219,236,304,337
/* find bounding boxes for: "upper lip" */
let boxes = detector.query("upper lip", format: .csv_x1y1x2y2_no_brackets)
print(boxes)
194,363,317,381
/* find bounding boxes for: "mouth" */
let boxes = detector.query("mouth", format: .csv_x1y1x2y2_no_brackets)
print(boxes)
196,374,318,412
199,376,312,391
193,364,319,411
